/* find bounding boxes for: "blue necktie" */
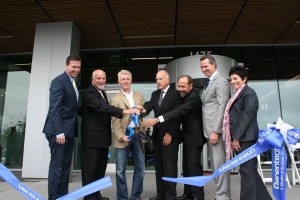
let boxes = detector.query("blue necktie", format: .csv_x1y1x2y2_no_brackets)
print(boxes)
204,80,210,90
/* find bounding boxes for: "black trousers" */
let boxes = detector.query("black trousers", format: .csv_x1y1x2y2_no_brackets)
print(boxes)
81,144,108,199
238,141,272,200
182,145,204,200
154,135,179,200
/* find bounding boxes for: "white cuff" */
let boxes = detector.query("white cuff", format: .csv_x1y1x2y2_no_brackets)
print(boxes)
158,116,164,123
56,133,65,138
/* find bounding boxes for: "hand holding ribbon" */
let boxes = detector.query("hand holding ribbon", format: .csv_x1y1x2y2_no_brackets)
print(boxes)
126,114,139,140
126,113,152,153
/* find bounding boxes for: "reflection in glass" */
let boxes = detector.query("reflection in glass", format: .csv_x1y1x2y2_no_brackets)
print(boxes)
248,80,281,129
279,78,300,128
0,71,30,167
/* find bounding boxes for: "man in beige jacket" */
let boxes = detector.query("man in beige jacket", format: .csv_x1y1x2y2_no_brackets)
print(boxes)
111,69,146,200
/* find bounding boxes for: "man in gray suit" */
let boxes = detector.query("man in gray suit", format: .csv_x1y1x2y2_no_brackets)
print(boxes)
200,54,231,200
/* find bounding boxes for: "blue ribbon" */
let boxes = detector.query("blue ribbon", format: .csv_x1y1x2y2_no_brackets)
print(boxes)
0,163,44,200
163,142,270,186
163,118,300,200
57,176,112,200
0,163,112,200
126,114,139,139
271,147,286,200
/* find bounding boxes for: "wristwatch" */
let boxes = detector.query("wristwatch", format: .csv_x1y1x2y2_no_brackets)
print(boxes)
156,118,160,123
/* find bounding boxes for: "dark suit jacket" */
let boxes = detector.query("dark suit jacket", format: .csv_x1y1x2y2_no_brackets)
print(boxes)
163,88,206,147
43,71,79,138
81,85,123,148
229,85,259,142
143,86,181,144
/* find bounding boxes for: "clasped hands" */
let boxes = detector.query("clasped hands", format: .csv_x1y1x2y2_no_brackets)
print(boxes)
123,107,140,115
135,105,172,145
135,105,159,128
122,105,147,116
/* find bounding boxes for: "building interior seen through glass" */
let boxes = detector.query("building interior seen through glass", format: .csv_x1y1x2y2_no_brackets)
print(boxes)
0,45,299,171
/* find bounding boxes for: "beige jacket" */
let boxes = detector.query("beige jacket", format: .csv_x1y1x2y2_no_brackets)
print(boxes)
111,90,145,148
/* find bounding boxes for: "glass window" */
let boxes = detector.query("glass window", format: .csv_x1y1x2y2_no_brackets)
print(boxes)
277,63,300,131
279,79,300,128
248,80,281,129
0,56,31,167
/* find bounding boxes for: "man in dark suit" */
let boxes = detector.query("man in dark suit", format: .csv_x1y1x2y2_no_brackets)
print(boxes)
43,54,81,200
142,75,206,200
81,69,139,200
142,70,181,200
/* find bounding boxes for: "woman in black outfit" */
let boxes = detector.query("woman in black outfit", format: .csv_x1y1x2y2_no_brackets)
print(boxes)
223,66,272,200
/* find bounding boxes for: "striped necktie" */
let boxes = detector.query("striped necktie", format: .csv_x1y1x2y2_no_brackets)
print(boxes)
72,79,79,100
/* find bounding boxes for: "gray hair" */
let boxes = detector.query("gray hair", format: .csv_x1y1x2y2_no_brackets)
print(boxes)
117,69,132,80
158,69,170,81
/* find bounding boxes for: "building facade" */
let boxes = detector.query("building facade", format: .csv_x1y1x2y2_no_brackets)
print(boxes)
0,21,299,178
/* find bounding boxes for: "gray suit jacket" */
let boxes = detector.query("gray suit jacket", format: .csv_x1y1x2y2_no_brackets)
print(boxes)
201,72,230,138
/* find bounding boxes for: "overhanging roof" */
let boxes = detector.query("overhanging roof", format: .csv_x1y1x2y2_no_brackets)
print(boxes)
0,0,299,54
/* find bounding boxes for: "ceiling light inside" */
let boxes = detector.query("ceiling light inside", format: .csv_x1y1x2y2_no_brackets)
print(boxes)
15,63,32,66
124,35,174,39
0,35,13,39
131,57,173,60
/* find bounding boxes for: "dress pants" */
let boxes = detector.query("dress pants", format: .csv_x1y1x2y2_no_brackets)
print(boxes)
154,134,179,200
207,137,231,200
182,145,204,200
46,134,74,200
81,144,108,199
238,141,272,200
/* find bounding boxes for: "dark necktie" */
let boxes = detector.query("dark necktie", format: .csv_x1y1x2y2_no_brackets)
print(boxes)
158,90,164,106
99,90,107,102
204,79,210,90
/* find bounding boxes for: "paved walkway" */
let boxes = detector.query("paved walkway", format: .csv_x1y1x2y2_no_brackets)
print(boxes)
0,171,300,199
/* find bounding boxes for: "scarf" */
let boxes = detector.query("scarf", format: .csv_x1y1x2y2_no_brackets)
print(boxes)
222,84,245,161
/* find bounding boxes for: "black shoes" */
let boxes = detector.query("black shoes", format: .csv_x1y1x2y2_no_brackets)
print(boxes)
83,194,109,200
149,196,164,200
177,194,193,200
98,194,109,200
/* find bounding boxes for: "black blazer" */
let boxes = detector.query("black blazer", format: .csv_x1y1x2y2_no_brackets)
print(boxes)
229,85,259,142
163,88,206,147
81,85,123,148
43,72,79,138
143,86,182,144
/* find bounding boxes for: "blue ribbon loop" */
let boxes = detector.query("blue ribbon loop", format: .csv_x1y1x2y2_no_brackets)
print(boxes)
163,118,300,200
0,163,112,200
0,163,44,200
126,114,139,139
57,176,112,200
